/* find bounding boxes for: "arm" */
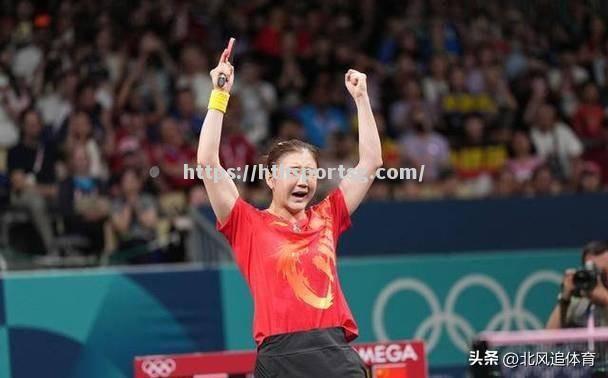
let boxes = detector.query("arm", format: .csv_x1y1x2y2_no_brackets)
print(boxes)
546,270,575,329
116,56,146,111
546,304,563,329
197,48,239,225
547,270,608,329
339,69,383,215
111,205,132,235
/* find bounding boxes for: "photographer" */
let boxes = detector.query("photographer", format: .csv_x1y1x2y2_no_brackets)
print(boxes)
547,241,608,329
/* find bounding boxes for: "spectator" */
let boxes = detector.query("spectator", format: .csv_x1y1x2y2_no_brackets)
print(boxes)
572,82,605,148
528,164,561,196
492,168,519,197
441,66,496,135
276,32,306,108
530,103,583,180
111,169,159,261
572,82,608,179
297,77,348,147
451,114,507,196
484,65,518,130
110,110,153,174
577,161,604,193
61,111,107,179
176,44,212,112
253,6,287,58
172,87,204,137
73,80,108,141
389,79,435,133
57,145,109,255
36,69,77,136
428,17,462,56
92,26,125,87
523,76,554,127
422,54,450,106
154,117,197,191
233,60,277,144
548,49,588,116
0,71,28,148
399,109,450,182
7,108,57,255
506,130,543,183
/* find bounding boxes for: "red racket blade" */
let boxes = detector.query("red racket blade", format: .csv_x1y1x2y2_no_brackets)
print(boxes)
225,37,235,62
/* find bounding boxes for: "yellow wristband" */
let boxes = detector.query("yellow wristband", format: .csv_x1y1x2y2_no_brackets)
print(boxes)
208,89,230,113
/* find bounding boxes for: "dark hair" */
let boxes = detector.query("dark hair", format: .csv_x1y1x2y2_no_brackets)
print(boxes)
507,129,537,158
265,139,319,168
582,241,608,264
76,79,95,97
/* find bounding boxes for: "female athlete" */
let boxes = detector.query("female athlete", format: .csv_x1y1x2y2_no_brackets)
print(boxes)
197,44,382,377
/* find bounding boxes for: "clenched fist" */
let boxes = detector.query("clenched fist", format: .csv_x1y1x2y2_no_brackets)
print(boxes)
345,69,368,99
210,48,235,93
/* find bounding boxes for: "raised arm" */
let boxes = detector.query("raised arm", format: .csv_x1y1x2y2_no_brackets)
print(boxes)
197,47,239,225
339,69,383,214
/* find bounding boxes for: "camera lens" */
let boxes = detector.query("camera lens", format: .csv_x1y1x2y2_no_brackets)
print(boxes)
573,268,598,295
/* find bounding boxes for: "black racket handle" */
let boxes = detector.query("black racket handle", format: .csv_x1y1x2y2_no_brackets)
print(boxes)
217,73,227,88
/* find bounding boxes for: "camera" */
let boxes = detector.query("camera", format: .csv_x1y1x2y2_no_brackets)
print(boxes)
572,261,601,297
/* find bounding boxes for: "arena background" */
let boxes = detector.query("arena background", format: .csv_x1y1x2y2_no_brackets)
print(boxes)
1,0,608,377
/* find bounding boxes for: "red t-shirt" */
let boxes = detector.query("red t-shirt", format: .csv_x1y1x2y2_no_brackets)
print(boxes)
573,104,604,139
218,189,358,346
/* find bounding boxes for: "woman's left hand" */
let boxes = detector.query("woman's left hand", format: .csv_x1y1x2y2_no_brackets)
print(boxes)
345,69,368,99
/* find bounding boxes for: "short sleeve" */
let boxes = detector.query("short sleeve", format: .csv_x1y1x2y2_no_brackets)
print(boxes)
216,197,258,270
562,126,583,157
327,188,352,236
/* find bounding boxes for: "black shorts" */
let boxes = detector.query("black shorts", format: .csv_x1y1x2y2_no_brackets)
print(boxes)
254,327,368,378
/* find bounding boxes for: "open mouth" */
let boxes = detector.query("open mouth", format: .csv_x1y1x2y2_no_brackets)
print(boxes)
291,190,308,199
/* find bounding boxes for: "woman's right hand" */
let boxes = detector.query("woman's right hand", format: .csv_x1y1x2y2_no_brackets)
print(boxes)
210,49,234,93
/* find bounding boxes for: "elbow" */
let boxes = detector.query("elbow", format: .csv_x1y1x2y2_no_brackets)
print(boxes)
361,156,383,172
374,157,383,170
369,155,383,170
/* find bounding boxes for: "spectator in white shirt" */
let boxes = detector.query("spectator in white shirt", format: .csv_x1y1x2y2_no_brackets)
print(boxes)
232,60,277,144
530,103,583,179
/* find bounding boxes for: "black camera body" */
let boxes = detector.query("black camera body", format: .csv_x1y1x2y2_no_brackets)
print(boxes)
572,261,601,297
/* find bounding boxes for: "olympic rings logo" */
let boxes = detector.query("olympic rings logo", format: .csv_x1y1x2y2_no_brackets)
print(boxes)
141,358,176,378
372,271,562,353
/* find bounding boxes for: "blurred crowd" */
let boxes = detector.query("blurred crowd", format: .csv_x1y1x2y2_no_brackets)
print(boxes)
1,0,608,259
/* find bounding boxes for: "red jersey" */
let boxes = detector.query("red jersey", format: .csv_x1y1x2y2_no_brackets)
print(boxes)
218,189,358,346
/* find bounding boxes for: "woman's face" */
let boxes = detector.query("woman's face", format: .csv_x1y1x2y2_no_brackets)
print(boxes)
266,150,318,214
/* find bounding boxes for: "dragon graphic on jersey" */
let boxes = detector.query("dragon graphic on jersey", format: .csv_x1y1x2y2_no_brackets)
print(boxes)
274,201,336,309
